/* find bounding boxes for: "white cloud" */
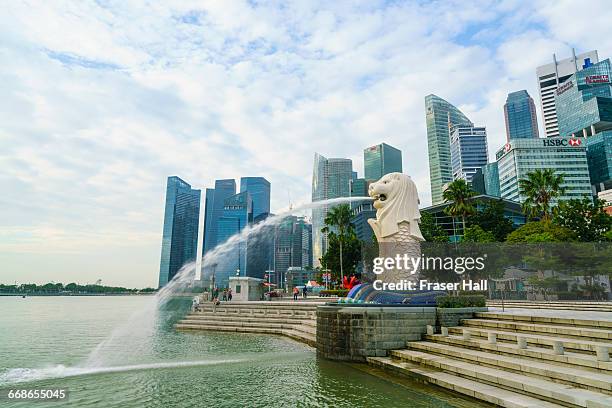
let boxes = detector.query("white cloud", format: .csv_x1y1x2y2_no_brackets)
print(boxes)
0,0,608,286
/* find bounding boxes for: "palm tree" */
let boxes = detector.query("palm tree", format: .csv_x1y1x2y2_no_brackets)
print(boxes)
442,179,477,239
519,169,565,221
321,204,353,284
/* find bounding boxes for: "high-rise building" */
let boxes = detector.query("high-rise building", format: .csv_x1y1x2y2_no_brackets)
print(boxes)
471,163,501,197
272,216,312,286
496,137,592,204
555,58,612,194
215,191,252,287
158,176,200,288
536,49,599,138
312,153,353,266
240,177,271,219
363,143,402,181
504,90,539,141
202,179,236,255
450,125,488,184
425,94,473,204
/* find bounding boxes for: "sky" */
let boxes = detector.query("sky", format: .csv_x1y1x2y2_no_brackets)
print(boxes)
1,0,611,288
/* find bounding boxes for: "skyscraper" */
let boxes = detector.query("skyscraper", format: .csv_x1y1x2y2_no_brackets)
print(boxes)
240,177,271,219
450,125,488,184
504,90,539,141
202,179,236,255
272,216,312,286
536,49,599,138
425,94,473,204
311,153,353,266
158,176,201,288
215,191,252,286
363,143,402,181
555,58,612,193
471,163,501,197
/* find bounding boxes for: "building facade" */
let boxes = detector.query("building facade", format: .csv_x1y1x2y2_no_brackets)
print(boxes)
158,176,201,288
496,137,592,204
504,90,539,141
536,49,599,138
272,216,312,287
363,143,402,181
554,58,612,194
239,177,271,219
311,153,353,266
450,125,488,184
425,94,474,204
202,179,236,255
472,162,501,197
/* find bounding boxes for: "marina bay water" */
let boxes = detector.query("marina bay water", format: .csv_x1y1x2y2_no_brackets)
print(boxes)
0,296,484,408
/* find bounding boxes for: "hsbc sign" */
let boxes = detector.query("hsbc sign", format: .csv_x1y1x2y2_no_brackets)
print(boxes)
586,74,609,84
543,138,582,147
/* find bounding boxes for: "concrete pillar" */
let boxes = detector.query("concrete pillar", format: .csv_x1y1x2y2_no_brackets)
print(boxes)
427,325,434,335
591,124,596,136
596,346,610,362
517,336,527,349
553,341,564,355
488,332,497,344
441,327,449,337
583,128,588,138
463,330,471,341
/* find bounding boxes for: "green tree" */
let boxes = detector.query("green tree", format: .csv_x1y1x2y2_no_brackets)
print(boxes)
321,204,354,282
553,198,612,242
519,169,565,221
506,221,575,243
320,231,361,284
420,211,449,242
442,179,476,238
470,199,515,241
462,225,496,243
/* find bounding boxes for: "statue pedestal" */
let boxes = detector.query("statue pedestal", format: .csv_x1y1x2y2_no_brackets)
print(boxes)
316,304,436,362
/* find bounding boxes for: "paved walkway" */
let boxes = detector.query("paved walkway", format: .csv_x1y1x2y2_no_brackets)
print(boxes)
488,307,612,322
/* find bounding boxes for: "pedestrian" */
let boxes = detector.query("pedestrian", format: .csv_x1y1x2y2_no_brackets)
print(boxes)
302,285,308,299
192,295,199,311
227,288,232,301
293,286,299,301
222,289,227,301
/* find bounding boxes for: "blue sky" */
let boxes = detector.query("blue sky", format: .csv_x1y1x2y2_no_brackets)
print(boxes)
1,0,611,287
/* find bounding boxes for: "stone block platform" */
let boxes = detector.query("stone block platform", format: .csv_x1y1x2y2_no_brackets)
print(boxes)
368,308,612,407
175,300,322,346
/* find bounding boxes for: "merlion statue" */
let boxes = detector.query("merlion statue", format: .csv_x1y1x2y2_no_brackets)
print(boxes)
368,173,423,284
346,172,444,305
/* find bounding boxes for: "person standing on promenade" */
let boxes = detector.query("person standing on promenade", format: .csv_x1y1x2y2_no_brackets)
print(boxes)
227,288,232,301
293,287,299,301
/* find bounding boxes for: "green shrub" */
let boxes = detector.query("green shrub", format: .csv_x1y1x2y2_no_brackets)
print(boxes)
319,289,349,297
437,295,486,308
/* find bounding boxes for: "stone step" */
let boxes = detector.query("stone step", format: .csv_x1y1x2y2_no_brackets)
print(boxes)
367,356,562,408
178,319,294,330
486,303,612,312
391,349,612,407
197,302,321,308
405,341,612,392
185,314,315,325
476,312,612,330
447,326,612,354
174,323,316,347
195,307,317,318
425,334,612,372
193,310,316,320
462,319,612,342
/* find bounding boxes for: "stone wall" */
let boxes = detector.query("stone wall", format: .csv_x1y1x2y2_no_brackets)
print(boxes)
316,305,436,362
436,307,488,328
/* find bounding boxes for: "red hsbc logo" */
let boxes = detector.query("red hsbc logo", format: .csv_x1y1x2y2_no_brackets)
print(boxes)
504,143,511,152
569,138,582,146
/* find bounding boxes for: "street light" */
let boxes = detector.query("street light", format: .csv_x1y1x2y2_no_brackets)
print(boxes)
236,268,240,276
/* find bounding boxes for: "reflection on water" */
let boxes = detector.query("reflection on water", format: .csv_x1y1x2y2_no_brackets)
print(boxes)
0,297,487,408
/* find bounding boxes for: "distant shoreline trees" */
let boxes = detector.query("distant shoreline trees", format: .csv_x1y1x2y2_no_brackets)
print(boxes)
0,282,157,295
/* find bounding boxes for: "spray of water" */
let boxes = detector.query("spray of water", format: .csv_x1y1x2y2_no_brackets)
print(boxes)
3,196,373,383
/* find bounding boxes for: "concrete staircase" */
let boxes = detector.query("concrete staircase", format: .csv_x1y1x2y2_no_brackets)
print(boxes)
486,301,612,312
175,301,320,346
369,311,612,407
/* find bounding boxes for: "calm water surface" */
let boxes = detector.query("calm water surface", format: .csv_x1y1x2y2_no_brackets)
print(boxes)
0,296,487,407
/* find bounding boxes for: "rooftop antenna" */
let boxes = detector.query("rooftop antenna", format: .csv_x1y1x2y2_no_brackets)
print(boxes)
287,189,293,211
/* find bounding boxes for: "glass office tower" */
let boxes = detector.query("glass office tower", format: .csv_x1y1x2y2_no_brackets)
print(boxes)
240,177,271,219
555,58,612,193
311,153,353,266
425,94,473,204
472,163,501,197
504,90,539,141
158,176,200,288
202,179,236,255
363,143,402,181
450,125,488,184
